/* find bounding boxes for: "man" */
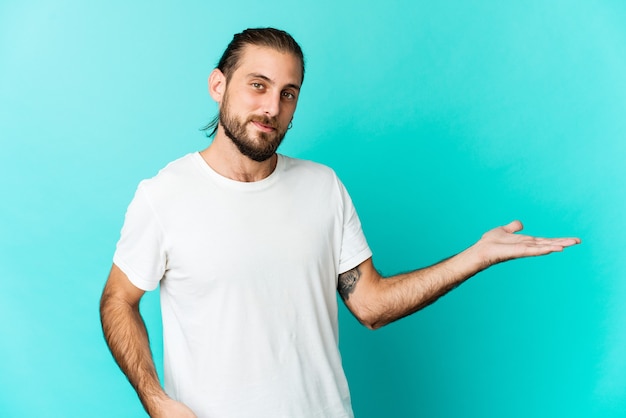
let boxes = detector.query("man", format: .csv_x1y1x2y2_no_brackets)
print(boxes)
100,28,580,418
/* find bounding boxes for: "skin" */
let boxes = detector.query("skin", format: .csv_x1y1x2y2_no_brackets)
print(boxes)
100,265,196,417
200,45,301,182
100,44,581,416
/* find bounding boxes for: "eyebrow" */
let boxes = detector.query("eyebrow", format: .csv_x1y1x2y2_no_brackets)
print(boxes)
247,73,301,91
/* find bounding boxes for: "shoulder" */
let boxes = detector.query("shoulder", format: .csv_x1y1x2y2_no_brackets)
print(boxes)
131,153,206,209
139,153,200,190
279,154,339,182
277,155,351,203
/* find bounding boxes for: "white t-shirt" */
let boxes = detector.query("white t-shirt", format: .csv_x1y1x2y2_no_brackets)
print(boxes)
114,153,372,418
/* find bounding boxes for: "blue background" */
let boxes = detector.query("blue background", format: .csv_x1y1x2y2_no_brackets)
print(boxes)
1,0,624,416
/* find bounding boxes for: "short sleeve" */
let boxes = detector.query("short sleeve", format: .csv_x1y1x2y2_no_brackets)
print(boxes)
113,183,167,291
336,180,372,274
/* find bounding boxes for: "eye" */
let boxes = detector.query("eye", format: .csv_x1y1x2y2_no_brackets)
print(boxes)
281,91,296,100
251,82,264,90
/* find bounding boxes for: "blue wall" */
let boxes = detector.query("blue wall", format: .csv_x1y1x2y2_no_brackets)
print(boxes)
1,1,624,416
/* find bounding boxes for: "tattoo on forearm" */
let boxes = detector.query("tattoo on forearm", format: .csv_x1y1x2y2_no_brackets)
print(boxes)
338,267,361,301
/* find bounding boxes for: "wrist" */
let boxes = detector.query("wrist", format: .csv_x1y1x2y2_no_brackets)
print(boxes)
142,390,171,416
457,242,491,276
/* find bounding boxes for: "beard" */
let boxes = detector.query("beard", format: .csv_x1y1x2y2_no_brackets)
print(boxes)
219,95,288,162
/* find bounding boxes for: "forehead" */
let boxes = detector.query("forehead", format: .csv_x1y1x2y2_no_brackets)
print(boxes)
232,45,303,87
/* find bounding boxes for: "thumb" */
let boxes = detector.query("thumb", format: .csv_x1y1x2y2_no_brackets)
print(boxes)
502,220,523,234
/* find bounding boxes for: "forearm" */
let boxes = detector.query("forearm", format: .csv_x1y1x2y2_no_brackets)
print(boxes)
342,245,487,329
100,294,167,415
371,247,484,327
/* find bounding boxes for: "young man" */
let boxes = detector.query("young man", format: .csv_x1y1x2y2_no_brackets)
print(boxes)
100,28,580,418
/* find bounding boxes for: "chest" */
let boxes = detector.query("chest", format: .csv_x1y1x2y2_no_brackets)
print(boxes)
158,182,343,290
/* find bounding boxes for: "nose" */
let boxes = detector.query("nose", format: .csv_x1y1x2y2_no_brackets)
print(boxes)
262,92,281,117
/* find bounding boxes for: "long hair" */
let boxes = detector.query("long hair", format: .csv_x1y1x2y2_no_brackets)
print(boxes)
201,28,305,137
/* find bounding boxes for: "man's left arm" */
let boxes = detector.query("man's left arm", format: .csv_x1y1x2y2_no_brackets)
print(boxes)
338,220,580,330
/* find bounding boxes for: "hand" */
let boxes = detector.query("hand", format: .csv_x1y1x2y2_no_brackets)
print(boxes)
150,398,197,418
473,220,581,268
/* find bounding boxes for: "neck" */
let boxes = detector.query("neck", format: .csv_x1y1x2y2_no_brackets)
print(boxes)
199,133,277,182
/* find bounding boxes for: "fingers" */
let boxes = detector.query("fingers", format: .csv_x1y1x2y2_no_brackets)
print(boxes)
525,245,564,257
516,236,581,258
500,221,581,247
515,234,581,249
534,237,580,245
528,240,581,255
544,237,581,247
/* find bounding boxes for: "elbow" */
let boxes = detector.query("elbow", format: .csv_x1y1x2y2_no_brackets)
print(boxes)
99,288,119,321
359,317,388,331
352,305,388,330
361,318,387,331
362,321,383,331
99,291,111,321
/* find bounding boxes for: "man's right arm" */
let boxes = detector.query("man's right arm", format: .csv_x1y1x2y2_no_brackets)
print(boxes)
100,264,196,417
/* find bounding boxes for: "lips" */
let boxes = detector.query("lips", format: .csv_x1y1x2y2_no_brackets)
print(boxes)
249,117,278,132
251,121,276,132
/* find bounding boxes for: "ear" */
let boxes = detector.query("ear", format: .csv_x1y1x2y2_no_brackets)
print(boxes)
208,68,226,103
